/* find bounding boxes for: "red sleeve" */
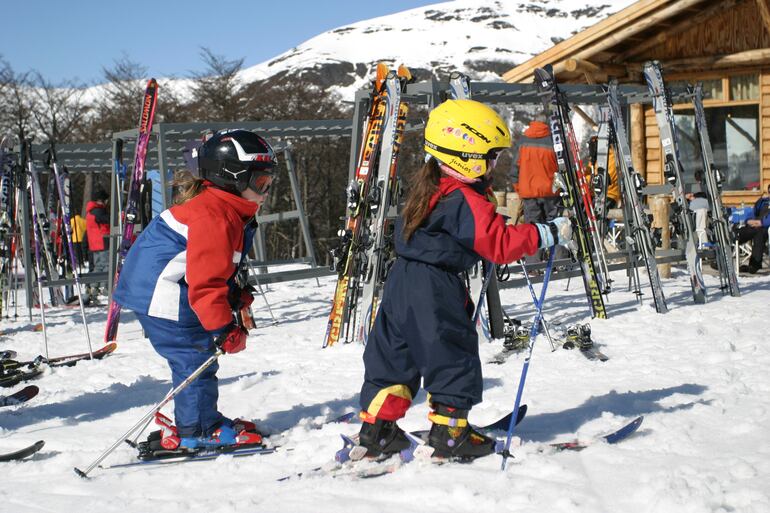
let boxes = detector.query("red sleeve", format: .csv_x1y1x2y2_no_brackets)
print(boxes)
186,213,240,331
459,188,540,264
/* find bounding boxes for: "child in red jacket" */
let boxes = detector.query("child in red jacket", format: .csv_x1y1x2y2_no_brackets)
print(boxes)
114,129,275,450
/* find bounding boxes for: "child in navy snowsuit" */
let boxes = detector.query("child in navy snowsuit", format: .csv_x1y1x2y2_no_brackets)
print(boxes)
114,130,276,449
357,99,572,459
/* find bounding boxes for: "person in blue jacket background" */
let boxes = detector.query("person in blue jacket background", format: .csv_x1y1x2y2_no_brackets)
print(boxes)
113,129,275,450
357,99,572,460
737,183,770,274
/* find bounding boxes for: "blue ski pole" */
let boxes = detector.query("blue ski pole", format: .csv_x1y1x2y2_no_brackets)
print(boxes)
500,247,556,470
520,260,557,352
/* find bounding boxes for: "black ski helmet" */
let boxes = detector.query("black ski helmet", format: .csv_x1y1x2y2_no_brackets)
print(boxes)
197,129,277,194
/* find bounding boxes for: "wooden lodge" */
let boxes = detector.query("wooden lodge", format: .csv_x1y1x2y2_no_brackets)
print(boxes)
504,0,769,206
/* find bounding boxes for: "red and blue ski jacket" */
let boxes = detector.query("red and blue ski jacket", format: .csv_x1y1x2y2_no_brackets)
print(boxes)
395,176,540,271
113,186,258,333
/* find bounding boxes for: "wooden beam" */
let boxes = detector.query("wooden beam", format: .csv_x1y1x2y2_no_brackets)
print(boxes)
616,0,745,61
757,0,770,36
655,48,770,71
630,104,646,180
503,0,672,83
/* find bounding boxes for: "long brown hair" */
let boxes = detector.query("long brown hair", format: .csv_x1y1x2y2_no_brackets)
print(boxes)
173,170,206,205
401,157,442,241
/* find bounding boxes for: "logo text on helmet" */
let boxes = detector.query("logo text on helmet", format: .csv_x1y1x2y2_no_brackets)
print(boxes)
460,123,490,143
222,167,248,179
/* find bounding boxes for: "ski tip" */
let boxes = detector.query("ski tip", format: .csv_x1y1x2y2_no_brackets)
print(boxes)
375,62,390,88
397,64,413,83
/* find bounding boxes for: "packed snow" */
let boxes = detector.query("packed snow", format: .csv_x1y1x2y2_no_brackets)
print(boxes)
1,264,768,512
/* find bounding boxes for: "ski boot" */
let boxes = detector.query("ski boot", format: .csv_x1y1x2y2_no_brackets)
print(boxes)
357,411,411,458
503,324,530,352
178,417,263,450
563,324,593,350
427,404,499,461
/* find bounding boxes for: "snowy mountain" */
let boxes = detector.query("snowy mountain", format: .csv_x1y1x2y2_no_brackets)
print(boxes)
77,0,635,106
236,0,636,100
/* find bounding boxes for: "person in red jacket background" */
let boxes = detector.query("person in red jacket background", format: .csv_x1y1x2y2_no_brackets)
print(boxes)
85,188,110,298
513,115,566,262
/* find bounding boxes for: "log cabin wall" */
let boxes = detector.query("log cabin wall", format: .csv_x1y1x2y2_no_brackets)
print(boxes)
632,0,769,206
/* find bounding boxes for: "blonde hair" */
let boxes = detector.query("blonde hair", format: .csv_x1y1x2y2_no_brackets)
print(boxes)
173,170,206,205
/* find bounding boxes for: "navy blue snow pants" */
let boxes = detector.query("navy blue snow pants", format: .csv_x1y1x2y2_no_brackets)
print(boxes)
360,257,482,415
135,313,223,437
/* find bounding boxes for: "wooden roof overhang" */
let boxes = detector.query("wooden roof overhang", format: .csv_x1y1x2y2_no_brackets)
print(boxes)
503,0,770,84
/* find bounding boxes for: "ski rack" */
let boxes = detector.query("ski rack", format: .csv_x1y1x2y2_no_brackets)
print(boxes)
12,80,696,304
346,79,694,325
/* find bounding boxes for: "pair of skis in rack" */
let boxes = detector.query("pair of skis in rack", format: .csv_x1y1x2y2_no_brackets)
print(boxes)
324,63,411,347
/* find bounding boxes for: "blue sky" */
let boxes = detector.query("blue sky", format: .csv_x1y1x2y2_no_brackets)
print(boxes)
0,0,441,85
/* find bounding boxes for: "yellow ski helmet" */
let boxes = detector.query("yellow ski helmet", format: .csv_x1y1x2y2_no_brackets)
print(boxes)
424,99,511,180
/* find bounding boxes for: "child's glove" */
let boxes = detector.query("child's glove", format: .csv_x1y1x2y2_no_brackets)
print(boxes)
535,217,573,248
216,324,248,354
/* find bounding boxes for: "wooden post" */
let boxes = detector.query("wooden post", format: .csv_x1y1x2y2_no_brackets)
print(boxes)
630,104,646,180
650,194,671,278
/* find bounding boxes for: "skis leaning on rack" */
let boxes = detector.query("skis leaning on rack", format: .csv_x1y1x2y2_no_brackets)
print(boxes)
689,84,740,297
355,66,411,345
104,79,159,343
534,65,607,319
606,81,668,314
325,63,389,348
324,63,410,347
643,61,707,304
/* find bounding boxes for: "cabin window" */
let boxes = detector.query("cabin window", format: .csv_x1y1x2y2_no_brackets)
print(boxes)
729,74,759,101
674,105,760,191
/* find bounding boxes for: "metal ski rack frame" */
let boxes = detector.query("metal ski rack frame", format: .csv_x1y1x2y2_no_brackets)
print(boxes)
105,120,351,298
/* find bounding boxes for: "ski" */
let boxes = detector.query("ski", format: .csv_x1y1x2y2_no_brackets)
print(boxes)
690,83,740,297
286,415,642,481
607,81,668,313
324,63,389,347
547,415,643,451
0,350,17,360
534,66,607,318
104,79,159,343
0,342,116,372
0,440,45,462
105,410,356,472
0,365,43,388
0,385,39,407
104,444,277,470
643,61,706,304
356,65,411,344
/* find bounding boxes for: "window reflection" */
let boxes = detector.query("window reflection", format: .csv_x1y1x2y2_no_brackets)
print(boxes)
674,105,760,191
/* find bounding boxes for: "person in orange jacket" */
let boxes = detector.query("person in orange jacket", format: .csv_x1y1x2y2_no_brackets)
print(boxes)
512,115,565,261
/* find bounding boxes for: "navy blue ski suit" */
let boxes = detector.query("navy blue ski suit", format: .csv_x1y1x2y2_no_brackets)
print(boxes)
360,176,540,420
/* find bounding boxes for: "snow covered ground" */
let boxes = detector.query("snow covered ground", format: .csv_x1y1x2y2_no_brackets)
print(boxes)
1,265,769,513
